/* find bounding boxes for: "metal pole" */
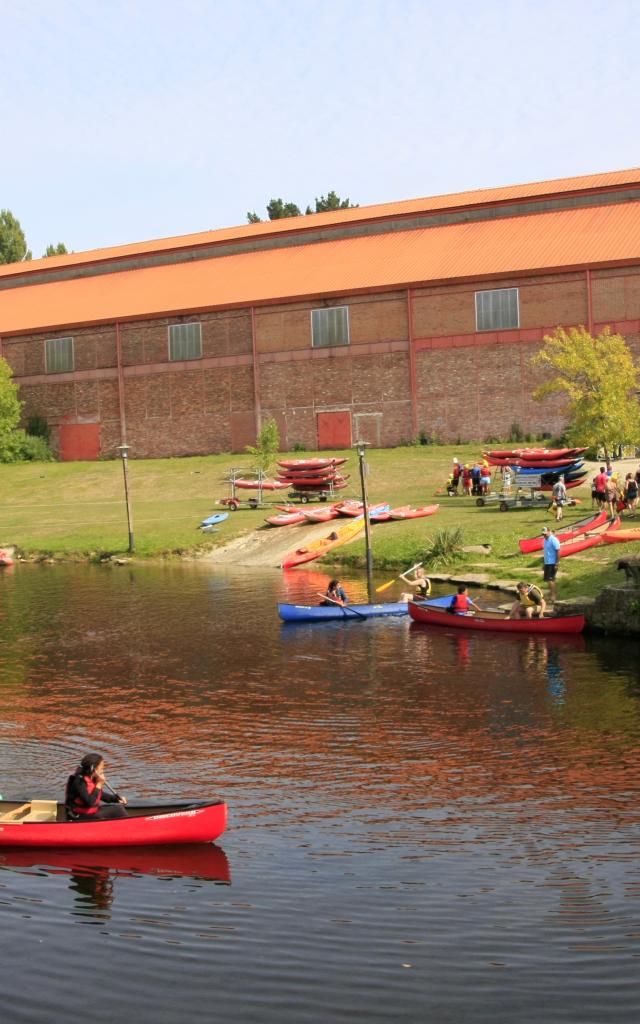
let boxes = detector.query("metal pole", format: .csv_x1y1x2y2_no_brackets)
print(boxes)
355,441,374,600
117,445,135,553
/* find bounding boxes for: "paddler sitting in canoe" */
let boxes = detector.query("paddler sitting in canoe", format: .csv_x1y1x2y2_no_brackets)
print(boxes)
509,582,547,620
65,752,128,822
320,579,349,606
400,566,432,602
447,584,482,615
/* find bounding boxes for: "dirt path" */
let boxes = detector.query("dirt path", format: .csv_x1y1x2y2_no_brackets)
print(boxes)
206,521,346,568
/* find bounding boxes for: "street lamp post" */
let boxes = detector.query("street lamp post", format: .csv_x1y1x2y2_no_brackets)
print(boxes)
354,440,374,600
116,444,135,553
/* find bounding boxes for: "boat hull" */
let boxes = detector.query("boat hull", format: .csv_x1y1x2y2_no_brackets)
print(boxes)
408,602,585,634
281,516,365,568
602,528,640,543
519,510,609,553
278,594,454,622
0,799,227,848
389,504,440,520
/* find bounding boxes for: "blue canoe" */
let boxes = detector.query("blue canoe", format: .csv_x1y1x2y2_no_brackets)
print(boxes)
201,511,230,527
278,595,454,623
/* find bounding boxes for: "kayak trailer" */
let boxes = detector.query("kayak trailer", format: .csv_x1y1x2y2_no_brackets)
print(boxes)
476,488,551,512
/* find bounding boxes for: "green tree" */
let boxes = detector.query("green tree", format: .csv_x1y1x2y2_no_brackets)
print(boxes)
306,191,358,214
245,415,280,474
531,326,640,460
0,209,32,263
0,357,22,433
43,242,68,257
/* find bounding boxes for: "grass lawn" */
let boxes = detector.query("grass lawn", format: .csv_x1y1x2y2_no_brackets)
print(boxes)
0,444,635,598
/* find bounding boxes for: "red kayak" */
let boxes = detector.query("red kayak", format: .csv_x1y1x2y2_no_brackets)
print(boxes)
389,504,440,520
484,448,586,460
302,506,340,522
602,526,640,544
556,516,620,557
234,478,289,490
265,511,307,526
277,458,348,470
0,798,227,848
519,510,609,553
408,602,585,634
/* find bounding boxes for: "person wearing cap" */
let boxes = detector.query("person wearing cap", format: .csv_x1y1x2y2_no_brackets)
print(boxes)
509,581,547,619
541,526,560,603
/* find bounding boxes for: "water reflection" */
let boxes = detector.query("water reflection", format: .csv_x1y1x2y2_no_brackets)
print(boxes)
0,845,230,918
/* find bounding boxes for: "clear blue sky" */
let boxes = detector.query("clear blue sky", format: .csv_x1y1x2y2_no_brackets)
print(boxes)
3,0,639,258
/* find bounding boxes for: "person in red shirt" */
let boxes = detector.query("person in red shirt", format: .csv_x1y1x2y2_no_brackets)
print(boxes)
593,466,608,508
448,585,482,614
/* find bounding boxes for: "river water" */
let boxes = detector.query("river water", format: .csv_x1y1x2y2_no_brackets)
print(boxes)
0,563,638,1024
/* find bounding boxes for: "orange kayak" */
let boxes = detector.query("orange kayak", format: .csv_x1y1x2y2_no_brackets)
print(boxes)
281,516,365,568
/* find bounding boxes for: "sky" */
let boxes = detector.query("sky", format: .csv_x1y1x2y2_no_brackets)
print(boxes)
2,0,639,259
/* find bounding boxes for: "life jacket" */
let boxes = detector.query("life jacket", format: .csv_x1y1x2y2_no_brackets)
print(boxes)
520,584,543,606
66,772,101,817
450,593,471,613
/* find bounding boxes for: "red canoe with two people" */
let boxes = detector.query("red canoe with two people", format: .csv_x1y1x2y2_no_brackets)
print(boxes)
408,600,585,634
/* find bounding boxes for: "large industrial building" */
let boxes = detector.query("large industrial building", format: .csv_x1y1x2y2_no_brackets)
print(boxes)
1,168,639,460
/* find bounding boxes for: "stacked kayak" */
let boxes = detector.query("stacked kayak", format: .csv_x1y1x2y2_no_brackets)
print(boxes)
278,594,454,622
276,458,349,494
518,510,608,553
483,447,588,491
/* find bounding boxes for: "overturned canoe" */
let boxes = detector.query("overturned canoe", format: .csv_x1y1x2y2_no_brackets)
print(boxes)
0,798,227,848
408,602,585,634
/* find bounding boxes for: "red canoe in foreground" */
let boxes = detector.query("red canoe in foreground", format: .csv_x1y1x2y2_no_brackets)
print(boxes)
0,798,227,848
408,602,585,634
518,510,609,553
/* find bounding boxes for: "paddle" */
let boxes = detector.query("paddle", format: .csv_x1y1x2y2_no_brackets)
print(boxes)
376,561,423,594
315,592,367,618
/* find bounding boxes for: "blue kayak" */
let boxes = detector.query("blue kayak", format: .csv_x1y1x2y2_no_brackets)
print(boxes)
278,595,454,622
200,511,229,527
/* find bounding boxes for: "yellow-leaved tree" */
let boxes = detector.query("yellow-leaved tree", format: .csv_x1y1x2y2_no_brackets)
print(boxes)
531,326,640,461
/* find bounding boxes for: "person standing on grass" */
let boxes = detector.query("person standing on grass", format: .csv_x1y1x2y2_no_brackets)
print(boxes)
593,466,608,509
541,526,560,604
551,475,567,521
623,473,638,517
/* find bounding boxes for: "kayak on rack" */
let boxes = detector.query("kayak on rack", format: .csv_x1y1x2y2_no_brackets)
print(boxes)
277,458,348,471
278,594,454,622
408,601,585,634
234,478,289,490
518,510,609,553
0,798,227,848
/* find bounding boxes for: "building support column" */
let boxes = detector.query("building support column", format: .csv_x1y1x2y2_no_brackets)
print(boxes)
586,268,594,334
250,306,262,437
406,288,418,437
115,321,128,444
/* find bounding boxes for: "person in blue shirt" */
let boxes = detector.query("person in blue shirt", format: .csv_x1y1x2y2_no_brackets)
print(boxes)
541,526,561,603
321,579,349,605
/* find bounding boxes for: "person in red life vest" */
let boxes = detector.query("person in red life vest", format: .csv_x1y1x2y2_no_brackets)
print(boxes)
65,752,128,822
451,458,461,494
448,584,482,615
462,465,473,496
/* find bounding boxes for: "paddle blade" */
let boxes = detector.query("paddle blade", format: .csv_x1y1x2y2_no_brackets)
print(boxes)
375,579,396,593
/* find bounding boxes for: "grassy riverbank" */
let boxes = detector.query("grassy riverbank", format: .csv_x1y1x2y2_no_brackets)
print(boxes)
0,444,634,597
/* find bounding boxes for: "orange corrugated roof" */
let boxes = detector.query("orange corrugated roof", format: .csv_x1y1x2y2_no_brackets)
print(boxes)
1,166,640,281
2,202,640,336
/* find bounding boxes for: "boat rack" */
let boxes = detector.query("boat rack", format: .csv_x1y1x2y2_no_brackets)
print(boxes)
218,468,289,511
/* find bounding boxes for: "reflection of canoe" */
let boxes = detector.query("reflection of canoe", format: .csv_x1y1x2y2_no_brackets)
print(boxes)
519,510,609,553
602,526,640,544
0,843,231,882
281,516,365,569
278,594,453,622
408,602,585,634
0,798,227,848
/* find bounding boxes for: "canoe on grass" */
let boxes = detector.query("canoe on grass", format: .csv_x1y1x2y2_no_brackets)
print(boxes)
518,509,609,553
408,602,585,634
281,516,365,568
557,516,620,556
602,526,640,544
200,511,229,527
0,798,227,848
265,511,307,526
278,594,454,623
389,504,440,520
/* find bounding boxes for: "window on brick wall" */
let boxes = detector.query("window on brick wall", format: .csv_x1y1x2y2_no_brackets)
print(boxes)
475,288,519,331
45,337,74,373
168,322,202,360
311,306,349,348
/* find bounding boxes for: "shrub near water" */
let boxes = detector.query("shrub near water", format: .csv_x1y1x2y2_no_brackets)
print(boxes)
421,527,464,570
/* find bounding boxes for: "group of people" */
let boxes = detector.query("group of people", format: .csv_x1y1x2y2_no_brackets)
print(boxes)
448,458,493,497
592,464,639,518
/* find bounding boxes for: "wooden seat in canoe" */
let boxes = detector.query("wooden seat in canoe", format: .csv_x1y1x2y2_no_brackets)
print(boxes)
0,802,31,823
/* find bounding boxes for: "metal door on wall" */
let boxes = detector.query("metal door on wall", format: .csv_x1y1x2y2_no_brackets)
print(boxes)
58,422,101,461
317,411,352,449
